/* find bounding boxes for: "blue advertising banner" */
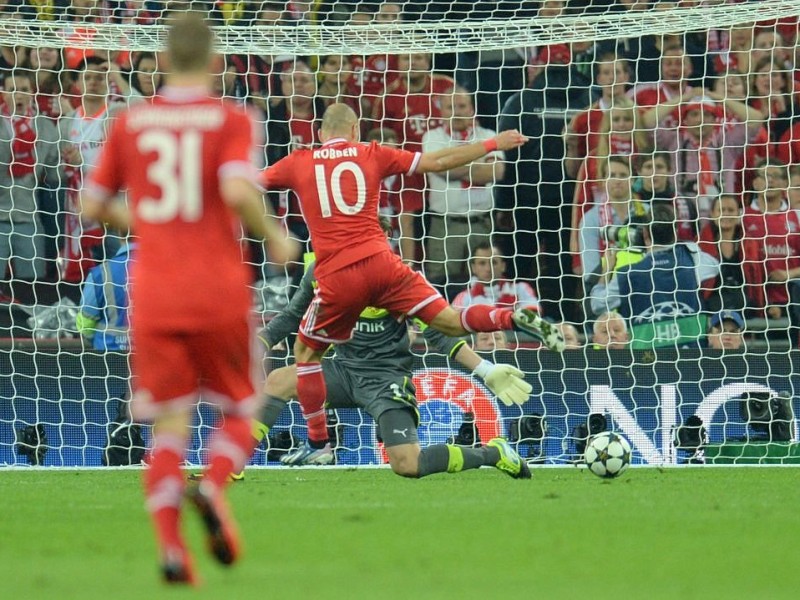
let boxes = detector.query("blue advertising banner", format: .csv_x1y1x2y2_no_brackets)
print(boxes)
1,348,798,466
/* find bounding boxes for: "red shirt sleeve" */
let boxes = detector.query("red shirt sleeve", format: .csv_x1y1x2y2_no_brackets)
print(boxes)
372,142,420,178
218,107,257,184
259,154,296,190
86,112,126,200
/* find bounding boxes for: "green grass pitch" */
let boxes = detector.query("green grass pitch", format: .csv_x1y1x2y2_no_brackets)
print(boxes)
2,467,798,599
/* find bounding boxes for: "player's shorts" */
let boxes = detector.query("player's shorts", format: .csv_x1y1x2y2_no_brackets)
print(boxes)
322,359,420,447
131,317,262,421
299,250,448,351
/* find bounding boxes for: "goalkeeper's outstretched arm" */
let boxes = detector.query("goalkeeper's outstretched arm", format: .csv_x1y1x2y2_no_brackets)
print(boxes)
455,339,532,407
417,318,532,406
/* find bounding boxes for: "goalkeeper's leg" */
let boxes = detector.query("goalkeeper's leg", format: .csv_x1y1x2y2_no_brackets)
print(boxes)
380,409,530,479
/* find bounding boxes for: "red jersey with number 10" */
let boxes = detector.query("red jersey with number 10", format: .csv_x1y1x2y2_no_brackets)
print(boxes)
260,138,420,278
86,88,259,331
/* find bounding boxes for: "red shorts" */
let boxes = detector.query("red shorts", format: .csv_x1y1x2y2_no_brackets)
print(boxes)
130,317,262,421
299,250,448,351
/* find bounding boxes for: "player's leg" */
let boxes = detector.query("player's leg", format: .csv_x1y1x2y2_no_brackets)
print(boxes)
429,305,564,351
131,330,199,585
374,251,564,351
279,360,355,465
293,266,369,449
293,337,331,449
148,408,197,583
187,319,262,567
379,409,530,479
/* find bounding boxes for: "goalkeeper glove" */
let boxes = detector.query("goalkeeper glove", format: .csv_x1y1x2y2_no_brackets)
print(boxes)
472,360,532,406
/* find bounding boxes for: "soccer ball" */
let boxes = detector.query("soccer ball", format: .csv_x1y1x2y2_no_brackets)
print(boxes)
584,432,631,479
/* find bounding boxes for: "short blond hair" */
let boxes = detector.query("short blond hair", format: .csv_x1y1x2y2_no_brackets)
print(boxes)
167,12,213,73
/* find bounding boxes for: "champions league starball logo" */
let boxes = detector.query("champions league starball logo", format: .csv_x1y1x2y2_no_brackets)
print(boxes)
412,368,502,447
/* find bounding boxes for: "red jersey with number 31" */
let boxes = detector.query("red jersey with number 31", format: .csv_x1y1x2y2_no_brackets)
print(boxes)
86,88,259,331
260,138,420,278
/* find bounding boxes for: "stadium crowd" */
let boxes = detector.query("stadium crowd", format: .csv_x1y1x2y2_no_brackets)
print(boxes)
1,0,800,350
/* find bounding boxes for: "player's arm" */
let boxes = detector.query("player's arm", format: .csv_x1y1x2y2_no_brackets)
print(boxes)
417,318,532,406
261,264,316,348
221,177,298,265
415,129,527,175
81,115,131,230
81,192,132,232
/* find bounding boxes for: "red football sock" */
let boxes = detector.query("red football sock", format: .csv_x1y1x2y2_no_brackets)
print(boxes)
296,362,329,444
144,434,186,553
204,415,257,491
460,305,513,332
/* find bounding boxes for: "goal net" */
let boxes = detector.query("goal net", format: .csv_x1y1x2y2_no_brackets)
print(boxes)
2,0,800,468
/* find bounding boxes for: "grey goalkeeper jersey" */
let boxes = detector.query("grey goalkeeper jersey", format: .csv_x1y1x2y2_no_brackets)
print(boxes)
263,263,466,373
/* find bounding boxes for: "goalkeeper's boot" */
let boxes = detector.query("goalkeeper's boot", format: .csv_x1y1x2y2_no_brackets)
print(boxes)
160,547,198,586
512,307,565,352
186,482,241,566
487,438,531,479
188,471,245,483
280,441,334,466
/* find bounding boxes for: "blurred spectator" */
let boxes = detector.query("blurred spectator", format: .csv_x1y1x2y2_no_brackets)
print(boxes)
698,194,766,315
641,89,765,218
556,322,582,350
77,237,134,351
629,29,714,89
366,127,402,248
452,241,540,312
711,21,756,75
372,51,454,264
750,28,793,73
496,61,594,320
711,69,769,195
422,89,500,288
743,158,800,319
632,153,674,201
129,51,161,99
0,70,62,303
572,97,650,261
211,57,246,101
590,203,720,349
633,153,699,243
473,330,509,352
1,45,28,80
58,55,127,284
351,2,403,114
592,311,629,350
748,56,796,119
25,46,73,120
706,310,745,351
564,51,631,179
263,60,324,244
788,164,800,210
579,155,649,284
228,3,294,104
631,43,695,110
317,55,360,117
346,4,372,26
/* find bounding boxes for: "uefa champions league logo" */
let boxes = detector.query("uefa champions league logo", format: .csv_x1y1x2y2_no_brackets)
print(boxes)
413,368,502,447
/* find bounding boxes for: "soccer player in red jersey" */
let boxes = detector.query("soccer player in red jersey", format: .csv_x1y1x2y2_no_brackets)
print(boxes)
81,13,295,585
260,102,565,464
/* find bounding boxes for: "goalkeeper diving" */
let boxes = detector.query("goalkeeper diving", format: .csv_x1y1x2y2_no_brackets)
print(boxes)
251,218,535,479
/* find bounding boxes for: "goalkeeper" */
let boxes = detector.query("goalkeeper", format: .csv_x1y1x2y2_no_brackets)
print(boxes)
256,222,533,479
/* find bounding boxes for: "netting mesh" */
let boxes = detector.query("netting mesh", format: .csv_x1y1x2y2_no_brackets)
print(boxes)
2,0,800,468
